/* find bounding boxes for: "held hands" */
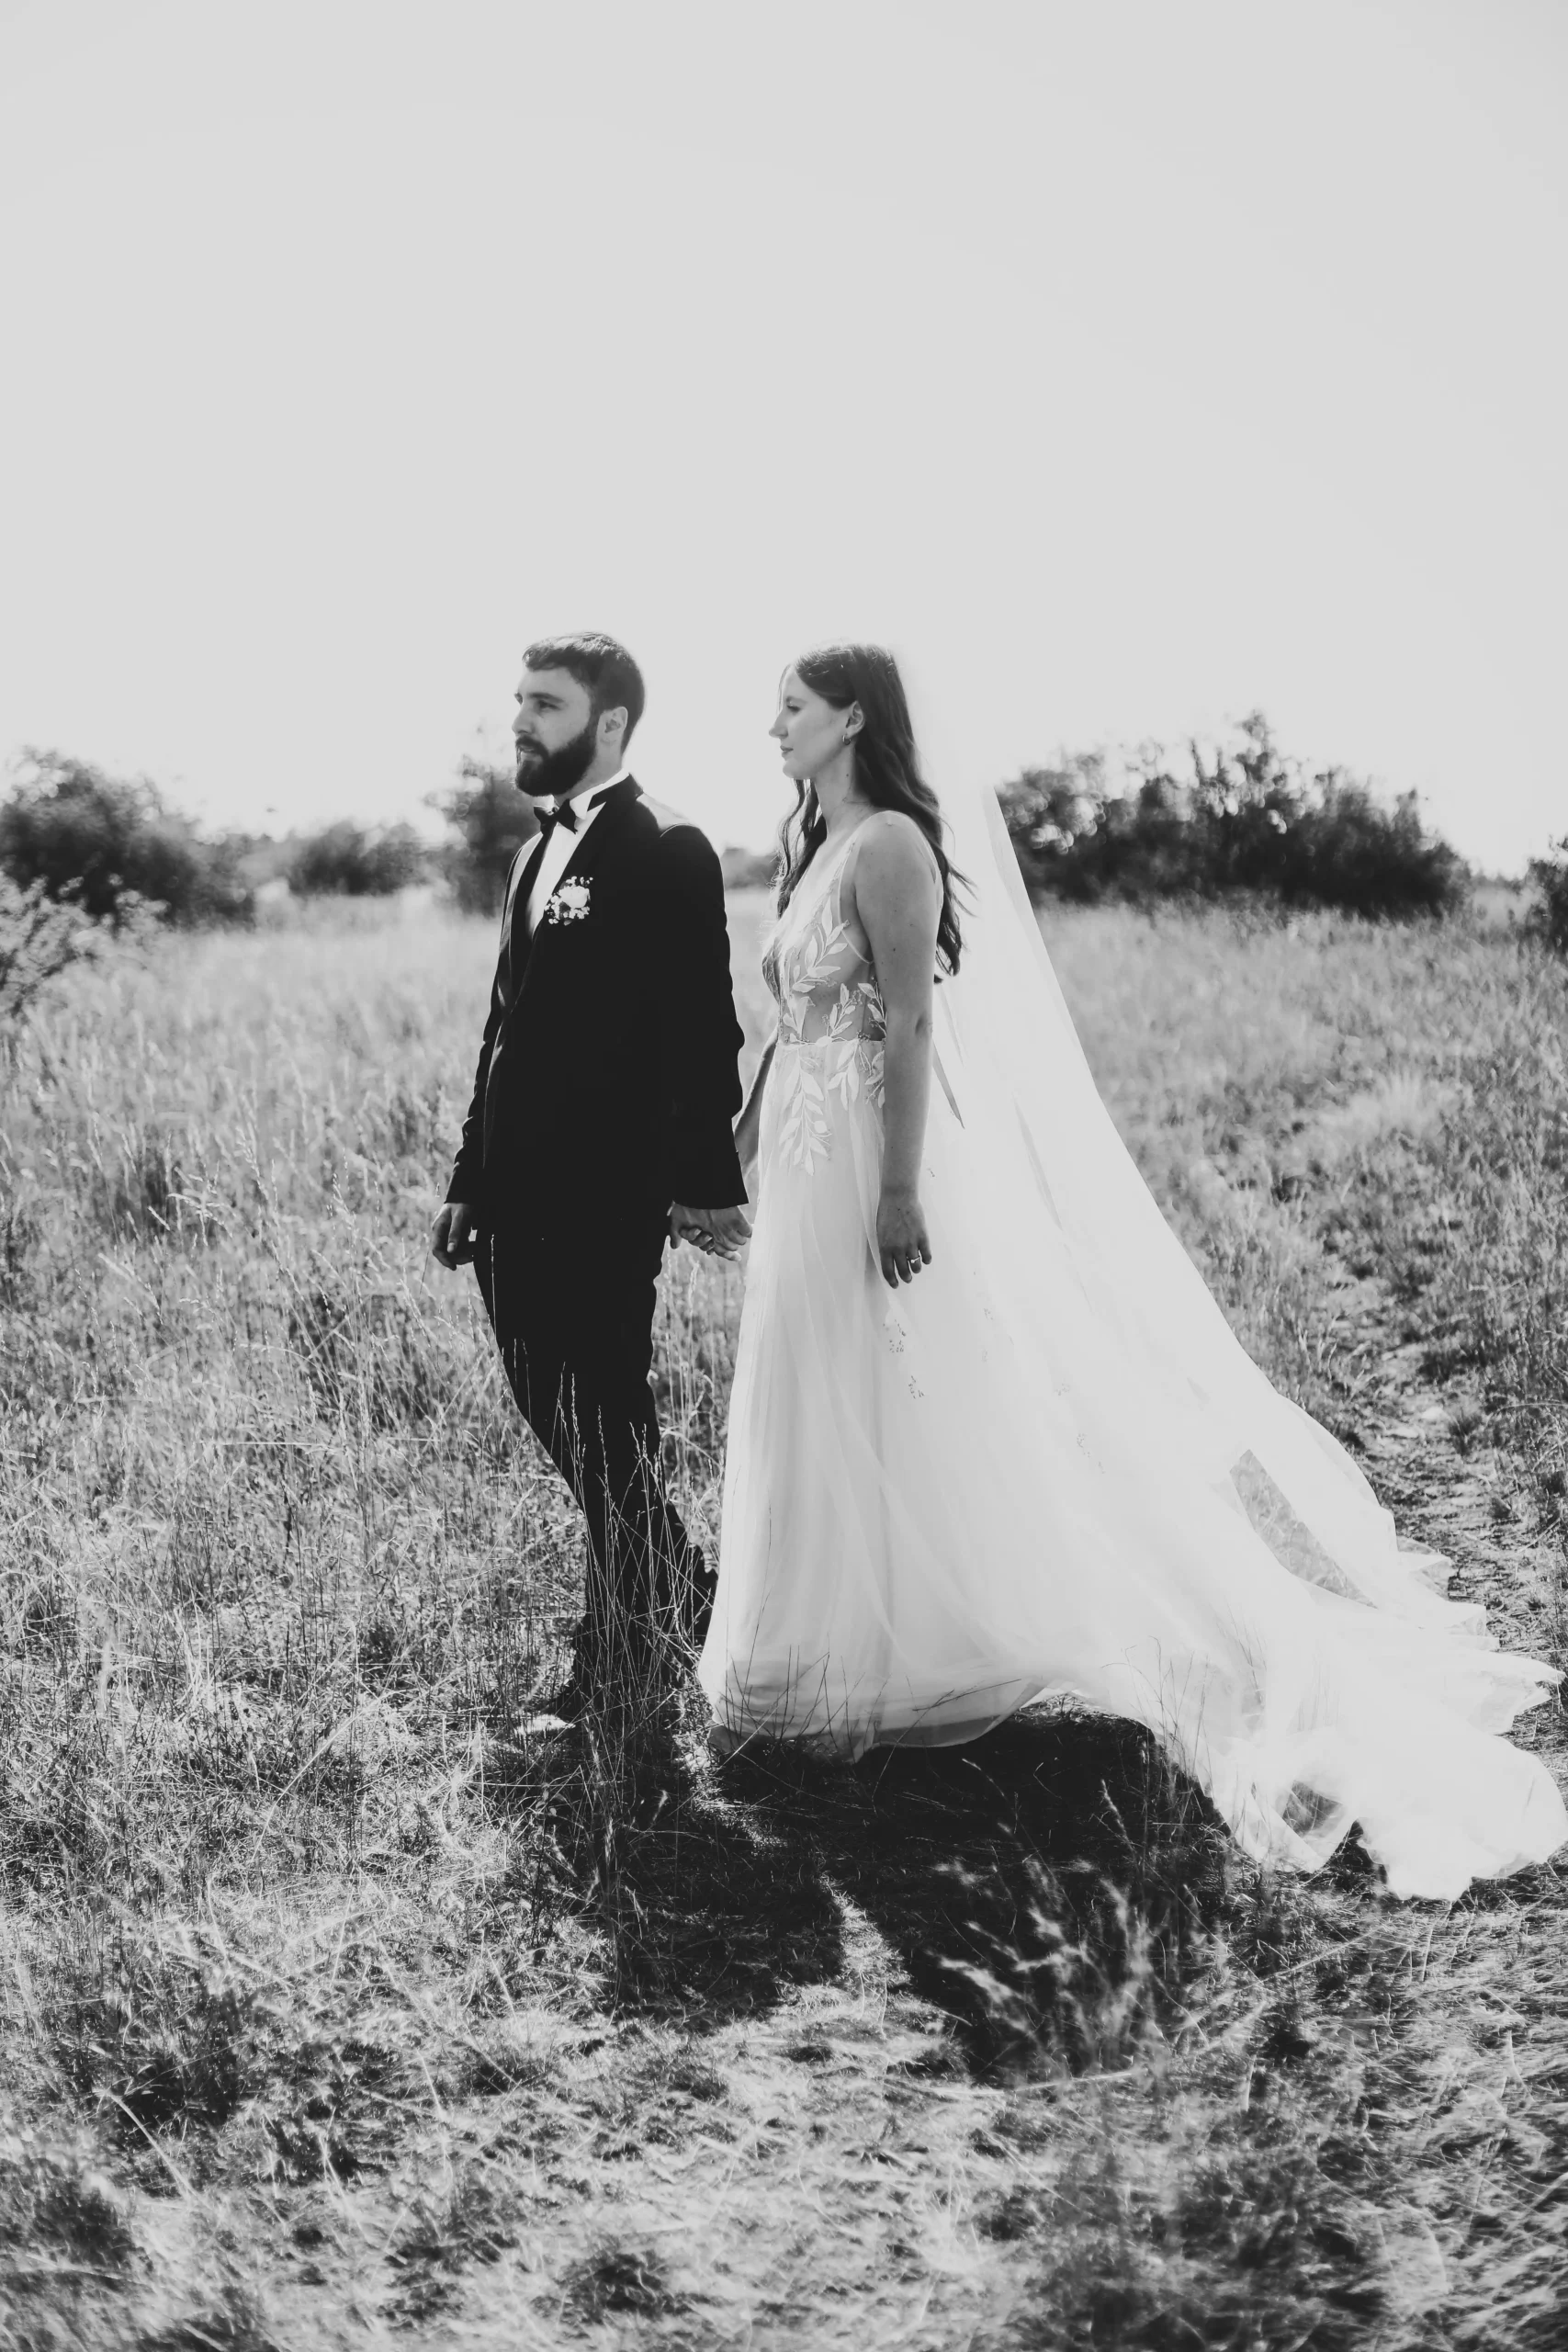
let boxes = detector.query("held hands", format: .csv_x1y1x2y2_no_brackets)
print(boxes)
671,1203,752,1260
877,1188,931,1288
434,1197,751,1268
430,1202,479,1269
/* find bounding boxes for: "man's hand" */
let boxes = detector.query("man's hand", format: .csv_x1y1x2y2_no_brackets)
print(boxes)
670,1203,752,1260
431,1201,479,1269
876,1188,931,1288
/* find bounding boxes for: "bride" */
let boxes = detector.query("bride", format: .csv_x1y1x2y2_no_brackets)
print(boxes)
695,641,1567,1902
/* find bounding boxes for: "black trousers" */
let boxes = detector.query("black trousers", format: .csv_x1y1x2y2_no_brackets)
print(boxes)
476,1219,713,1675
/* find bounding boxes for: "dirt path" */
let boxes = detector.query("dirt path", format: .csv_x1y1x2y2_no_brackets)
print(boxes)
1336,1261,1566,1782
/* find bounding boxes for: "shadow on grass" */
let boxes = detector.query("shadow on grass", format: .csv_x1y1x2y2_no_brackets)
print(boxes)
544,1698,1233,2076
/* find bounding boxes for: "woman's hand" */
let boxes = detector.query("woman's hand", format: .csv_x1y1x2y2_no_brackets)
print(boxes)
876,1187,931,1287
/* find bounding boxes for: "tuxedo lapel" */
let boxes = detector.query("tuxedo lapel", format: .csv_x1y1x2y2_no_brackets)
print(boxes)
512,777,644,1006
502,832,548,990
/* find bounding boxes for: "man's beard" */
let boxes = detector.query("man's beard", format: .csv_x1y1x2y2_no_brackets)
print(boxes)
514,718,599,804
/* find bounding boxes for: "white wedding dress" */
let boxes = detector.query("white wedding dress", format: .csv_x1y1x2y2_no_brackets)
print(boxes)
696,794,1567,1901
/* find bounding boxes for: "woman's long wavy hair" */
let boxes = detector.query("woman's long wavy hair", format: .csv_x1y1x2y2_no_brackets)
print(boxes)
776,642,964,975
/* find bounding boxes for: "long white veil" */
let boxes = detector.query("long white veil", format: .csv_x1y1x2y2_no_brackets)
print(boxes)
931,772,1438,1614
912,759,1567,1894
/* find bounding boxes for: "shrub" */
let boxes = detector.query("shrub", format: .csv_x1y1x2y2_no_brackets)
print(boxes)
999,714,1467,919
0,876,104,1034
720,846,779,891
428,758,538,916
1524,837,1568,955
0,752,254,926
287,821,426,899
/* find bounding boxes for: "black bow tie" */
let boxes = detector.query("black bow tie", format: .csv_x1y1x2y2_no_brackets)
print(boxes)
536,785,615,841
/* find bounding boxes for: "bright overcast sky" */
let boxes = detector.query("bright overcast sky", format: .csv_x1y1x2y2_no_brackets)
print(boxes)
2,0,1564,869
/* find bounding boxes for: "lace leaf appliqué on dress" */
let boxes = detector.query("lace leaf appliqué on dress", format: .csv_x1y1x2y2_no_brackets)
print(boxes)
766,854,887,1173
774,1057,833,1172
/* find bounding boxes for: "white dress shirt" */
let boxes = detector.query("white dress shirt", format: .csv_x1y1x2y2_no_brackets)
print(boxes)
524,766,630,936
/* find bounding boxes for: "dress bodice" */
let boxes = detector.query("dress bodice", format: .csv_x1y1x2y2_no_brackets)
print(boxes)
762,825,887,1051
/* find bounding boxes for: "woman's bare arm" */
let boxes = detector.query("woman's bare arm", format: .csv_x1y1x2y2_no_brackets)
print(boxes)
851,814,942,1286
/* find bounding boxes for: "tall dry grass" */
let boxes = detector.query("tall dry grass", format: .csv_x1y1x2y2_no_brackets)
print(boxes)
0,892,1563,2348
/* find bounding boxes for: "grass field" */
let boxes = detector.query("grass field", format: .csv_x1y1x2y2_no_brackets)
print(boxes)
2,890,1565,2349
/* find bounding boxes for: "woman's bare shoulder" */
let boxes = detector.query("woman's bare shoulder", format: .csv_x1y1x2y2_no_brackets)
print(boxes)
853,808,941,888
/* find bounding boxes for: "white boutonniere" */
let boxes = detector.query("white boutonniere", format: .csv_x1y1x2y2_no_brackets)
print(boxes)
545,877,592,925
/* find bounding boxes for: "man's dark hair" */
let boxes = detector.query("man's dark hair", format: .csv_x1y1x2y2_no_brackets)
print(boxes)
522,632,646,743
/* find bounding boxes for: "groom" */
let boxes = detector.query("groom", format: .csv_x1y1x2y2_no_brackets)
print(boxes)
431,632,750,1702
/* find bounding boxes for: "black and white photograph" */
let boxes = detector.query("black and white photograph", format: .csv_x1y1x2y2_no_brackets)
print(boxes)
2,3,1566,2344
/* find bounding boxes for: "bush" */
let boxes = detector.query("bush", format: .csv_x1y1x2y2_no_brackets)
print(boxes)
0,876,107,1034
1524,838,1568,955
428,758,538,916
0,752,254,926
720,846,779,891
287,821,426,899
999,714,1467,919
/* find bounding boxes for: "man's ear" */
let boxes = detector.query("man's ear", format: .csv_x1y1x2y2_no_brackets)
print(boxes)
599,705,628,752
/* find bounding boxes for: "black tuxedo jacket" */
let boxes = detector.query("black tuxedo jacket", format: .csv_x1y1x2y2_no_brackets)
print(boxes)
446,777,747,1235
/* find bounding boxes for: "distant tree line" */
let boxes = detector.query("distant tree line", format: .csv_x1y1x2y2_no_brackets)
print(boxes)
0,745,782,932
5,724,1562,946
0,752,255,925
0,750,438,922
998,714,1467,919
